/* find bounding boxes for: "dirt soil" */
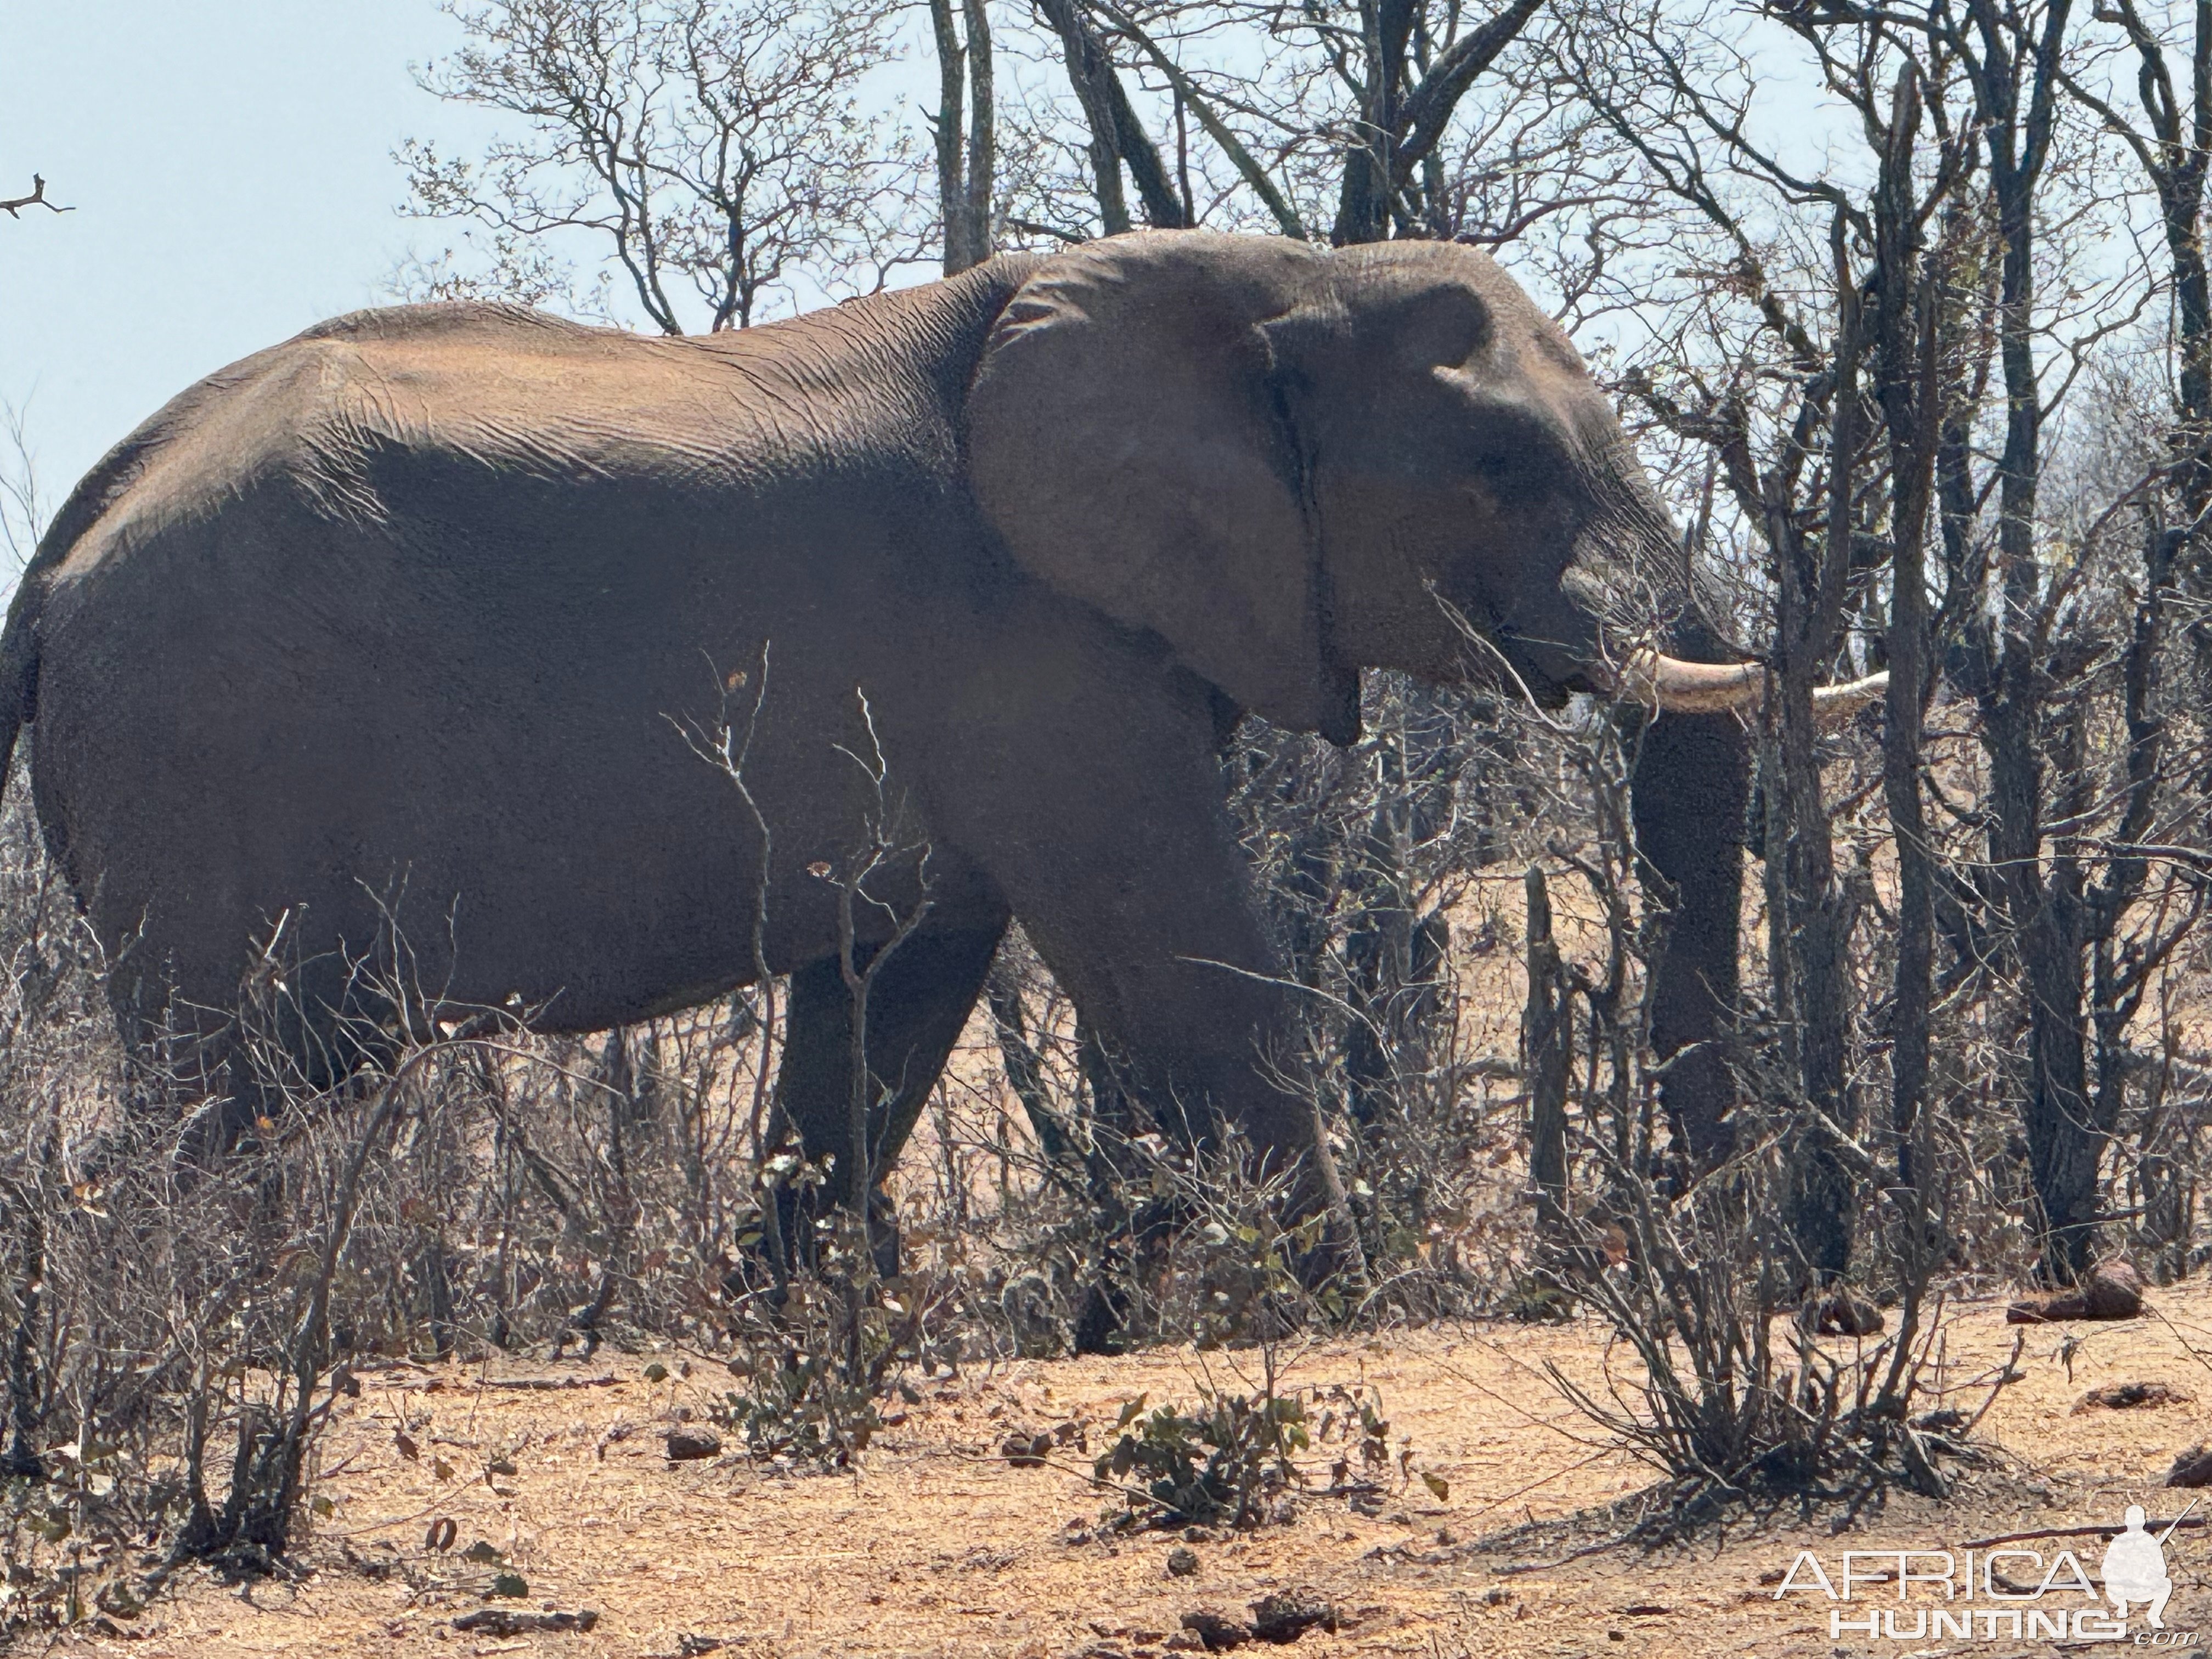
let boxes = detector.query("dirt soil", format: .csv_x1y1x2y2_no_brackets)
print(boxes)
78,1282,2212,1658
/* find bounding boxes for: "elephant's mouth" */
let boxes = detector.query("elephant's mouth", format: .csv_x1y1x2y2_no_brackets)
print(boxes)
1618,651,1890,722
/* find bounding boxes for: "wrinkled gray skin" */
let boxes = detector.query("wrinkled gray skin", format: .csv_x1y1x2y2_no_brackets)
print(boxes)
0,232,1747,1235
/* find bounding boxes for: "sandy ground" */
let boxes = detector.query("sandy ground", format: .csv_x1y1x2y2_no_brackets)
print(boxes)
43,1279,2212,1658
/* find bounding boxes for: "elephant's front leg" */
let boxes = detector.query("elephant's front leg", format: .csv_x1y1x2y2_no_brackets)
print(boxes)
1631,708,1752,1163
939,673,1351,1230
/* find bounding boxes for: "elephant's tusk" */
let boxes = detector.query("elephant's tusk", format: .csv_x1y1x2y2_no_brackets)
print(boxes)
1810,670,1891,715
1620,651,1767,714
1621,651,1891,725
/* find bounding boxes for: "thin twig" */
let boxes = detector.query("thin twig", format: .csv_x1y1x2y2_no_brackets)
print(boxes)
0,176,71,218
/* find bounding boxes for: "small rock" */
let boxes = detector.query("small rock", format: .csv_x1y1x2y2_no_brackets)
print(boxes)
451,1607,600,1636
1167,1547,1201,1577
1164,1635,1206,1653
1249,1587,1339,1644
2075,1380,2188,1412
1608,1629,1627,1642
1181,1609,1252,1651
1004,1431,1053,1468
2007,1260,2145,1324
2168,1443,2212,1487
665,1427,723,1461
1182,1526,1218,1543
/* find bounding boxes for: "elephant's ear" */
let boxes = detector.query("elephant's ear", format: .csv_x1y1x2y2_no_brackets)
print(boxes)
966,232,1359,743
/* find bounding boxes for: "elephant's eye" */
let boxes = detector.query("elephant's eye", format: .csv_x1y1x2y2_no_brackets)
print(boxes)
1481,450,1556,509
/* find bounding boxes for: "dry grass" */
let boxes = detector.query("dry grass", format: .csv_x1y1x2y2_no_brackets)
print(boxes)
84,1281,2212,1658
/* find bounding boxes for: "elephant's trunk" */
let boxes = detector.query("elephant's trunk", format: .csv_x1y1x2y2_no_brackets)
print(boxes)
1567,446,1890,723
1621,649,1889,723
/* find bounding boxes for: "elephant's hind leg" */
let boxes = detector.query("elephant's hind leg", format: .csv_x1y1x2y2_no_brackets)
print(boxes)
773,912,1009,1276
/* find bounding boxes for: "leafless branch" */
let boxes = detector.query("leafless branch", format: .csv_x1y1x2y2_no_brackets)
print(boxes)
0,176,70,218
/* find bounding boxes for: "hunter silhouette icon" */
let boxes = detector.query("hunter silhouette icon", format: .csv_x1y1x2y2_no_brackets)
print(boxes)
2104,1504,2181,1628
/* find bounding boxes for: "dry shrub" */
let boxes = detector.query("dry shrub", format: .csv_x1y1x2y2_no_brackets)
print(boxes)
1541,1135,1991,1528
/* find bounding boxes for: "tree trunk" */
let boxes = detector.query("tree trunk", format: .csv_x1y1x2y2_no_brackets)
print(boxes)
1523,866,1571,1228
961,0,995,263
1036,0,1132,234
1957,0,2082,1280
1769,219,1861,1288
1872,69,1939,1195
931,0,995,273
929,0,970,273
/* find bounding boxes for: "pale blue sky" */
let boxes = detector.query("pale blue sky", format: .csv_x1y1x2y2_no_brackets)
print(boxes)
0,1,1854,536
1,2,507,510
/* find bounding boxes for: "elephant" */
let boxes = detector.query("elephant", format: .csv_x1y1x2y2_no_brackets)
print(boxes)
0,229,1872,1257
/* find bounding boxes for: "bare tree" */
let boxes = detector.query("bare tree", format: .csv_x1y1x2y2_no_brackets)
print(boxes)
1544,0,2212,1295
983,0,1556,246
930,0,998,270
1035,0,1189,232
2060,0,2212,1270
399,0,925,329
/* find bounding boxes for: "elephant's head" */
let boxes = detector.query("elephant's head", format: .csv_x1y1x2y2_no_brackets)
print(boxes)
965,230,1870,738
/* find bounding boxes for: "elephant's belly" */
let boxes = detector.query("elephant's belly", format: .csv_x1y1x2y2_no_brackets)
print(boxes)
40,698,975,1035
32,610,982,1039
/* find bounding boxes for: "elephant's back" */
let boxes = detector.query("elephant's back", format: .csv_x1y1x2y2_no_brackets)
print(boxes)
44,304,837,584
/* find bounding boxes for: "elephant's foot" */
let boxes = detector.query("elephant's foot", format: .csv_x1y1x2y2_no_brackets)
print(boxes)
1295,1200,1370,1301
1073,1278,1136,1356
1248,1118,1369,1300
865,1191,901,1283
